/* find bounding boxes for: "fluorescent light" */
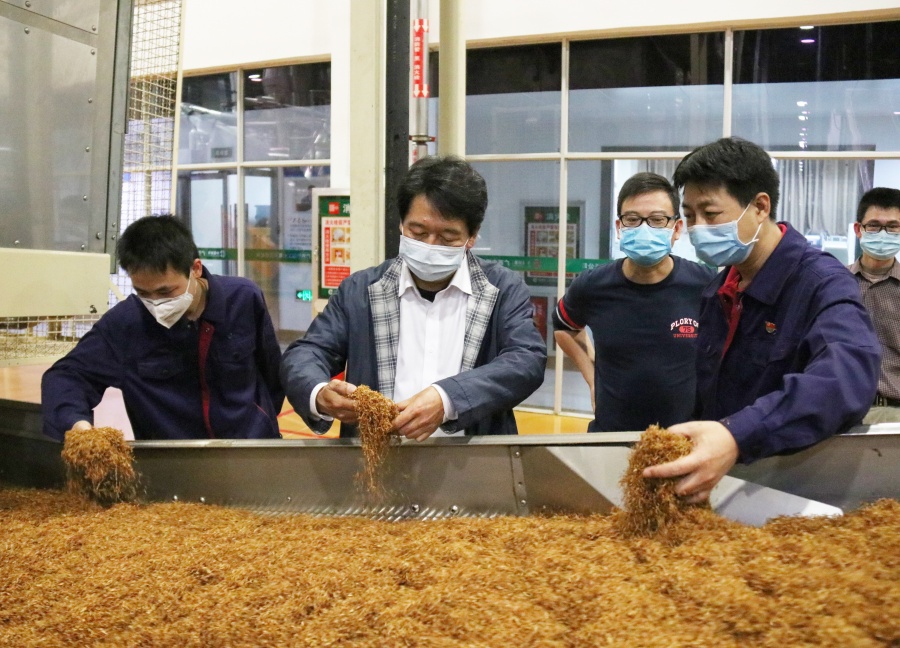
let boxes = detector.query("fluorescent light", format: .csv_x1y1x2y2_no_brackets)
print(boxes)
799,115,808,121
797,101,808,107
800,25,815,30
801,38,816,44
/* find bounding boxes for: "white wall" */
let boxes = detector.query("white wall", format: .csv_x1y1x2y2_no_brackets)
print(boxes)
183,0,900,72
182,0,335,71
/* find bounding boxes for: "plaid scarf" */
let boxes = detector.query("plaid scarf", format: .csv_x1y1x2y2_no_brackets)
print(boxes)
367,253,500,400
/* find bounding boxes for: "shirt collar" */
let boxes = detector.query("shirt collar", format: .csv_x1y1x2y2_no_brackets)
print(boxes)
737,222,798,306
849,257,900,283
398,254,474,298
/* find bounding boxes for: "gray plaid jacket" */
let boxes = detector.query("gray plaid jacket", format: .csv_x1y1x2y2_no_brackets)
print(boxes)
281,253,547,437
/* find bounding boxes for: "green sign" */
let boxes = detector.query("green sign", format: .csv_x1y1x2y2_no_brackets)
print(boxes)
317,192,352,299
198,248,312,263
479,255,610,274
318,195,351,218
295,289,313,301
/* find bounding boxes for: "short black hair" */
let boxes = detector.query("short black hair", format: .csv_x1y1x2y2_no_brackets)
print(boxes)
856,187,900,222
117,215,199,276
617,172,679,216
673,137,780,220
397,155,488,236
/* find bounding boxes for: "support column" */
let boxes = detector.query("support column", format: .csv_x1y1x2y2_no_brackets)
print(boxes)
349,0,386,271
384,0,410,259
438,0,465,156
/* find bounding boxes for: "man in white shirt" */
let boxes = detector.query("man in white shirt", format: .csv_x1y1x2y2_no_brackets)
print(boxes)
280,156,547,440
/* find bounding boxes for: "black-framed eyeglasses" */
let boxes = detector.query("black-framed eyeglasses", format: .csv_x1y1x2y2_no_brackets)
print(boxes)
861,222,900,234
618,213,678,229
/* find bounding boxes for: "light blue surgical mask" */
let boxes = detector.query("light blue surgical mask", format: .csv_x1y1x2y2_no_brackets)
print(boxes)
619,223,673,267
860,230,900,261
687,203,762,267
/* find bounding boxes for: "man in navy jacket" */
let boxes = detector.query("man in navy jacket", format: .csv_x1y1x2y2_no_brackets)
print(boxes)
42,216,284,441
280,156,547,440
644,138,880,501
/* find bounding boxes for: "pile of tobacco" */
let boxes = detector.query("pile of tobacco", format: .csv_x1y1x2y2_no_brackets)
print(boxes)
60,426,138,505
1,484,897,646
351,384,400,493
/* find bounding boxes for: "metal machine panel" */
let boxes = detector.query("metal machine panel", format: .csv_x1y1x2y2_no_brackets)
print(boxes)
134,442,520,519
0,400,895,522
0,248,111,317
730,425,900,511
3,0,102,33
0,15,98,251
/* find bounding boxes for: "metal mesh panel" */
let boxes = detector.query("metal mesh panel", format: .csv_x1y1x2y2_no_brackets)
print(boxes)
117,0,183,300
0,0,183,365
0,317,102,362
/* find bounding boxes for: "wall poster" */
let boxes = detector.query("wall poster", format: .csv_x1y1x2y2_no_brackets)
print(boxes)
523,204,582,287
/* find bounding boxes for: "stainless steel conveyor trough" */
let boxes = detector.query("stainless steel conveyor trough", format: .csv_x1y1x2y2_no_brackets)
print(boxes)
2,399,898,526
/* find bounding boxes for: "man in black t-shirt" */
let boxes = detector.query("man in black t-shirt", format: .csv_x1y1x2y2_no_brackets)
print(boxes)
553,173,715,431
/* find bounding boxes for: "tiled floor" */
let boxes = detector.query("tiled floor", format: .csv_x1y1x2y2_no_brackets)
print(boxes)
2,364,590,439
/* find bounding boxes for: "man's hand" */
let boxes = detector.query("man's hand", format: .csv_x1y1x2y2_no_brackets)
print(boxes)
315,380,359,424
393,387,445,442
642,421,740,504
70,420,92,432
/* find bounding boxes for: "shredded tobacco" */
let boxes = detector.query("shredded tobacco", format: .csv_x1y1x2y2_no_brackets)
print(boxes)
60,426,138,506
0,485,897,646
614,424,704,543
351,385,400,494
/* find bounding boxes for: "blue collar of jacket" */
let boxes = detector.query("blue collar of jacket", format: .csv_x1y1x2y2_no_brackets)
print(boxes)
197,266,227,324
703,222,805,306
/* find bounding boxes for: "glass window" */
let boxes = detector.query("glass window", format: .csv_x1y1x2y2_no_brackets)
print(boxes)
244,63,331,162
774,157,883,264
569,34,725,151
242,166,330,342
435,45,561,154
732,21,900,151
176,169,238,276
179,73,238,164
471,160,560,411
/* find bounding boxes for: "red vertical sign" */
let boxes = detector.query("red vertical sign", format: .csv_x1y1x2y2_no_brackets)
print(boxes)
412,19,430,98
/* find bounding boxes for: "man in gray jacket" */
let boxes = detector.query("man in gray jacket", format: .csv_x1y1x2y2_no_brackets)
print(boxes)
280,156,547,440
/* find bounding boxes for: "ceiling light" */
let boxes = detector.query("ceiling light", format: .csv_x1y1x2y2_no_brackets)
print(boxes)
800,25,815,30
799,115,808,121
797,101,808,107
801,38,815,44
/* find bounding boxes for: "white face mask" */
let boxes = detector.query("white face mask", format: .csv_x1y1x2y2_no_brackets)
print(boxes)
140,274,195,328
398,235,469,282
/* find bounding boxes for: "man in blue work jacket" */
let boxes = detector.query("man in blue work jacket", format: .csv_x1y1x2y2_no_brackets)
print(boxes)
644,137,881,502
42,215,284,441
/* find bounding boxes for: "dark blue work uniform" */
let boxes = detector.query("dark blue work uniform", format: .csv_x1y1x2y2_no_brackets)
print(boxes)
696,223,881,463
42,269,284,441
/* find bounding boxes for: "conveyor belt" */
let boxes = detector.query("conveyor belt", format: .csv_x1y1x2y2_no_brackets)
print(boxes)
2,398,898,524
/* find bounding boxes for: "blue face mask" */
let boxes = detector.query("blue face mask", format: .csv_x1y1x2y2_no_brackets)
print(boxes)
619,223,673,267
687,203,762,267
860,230,900,261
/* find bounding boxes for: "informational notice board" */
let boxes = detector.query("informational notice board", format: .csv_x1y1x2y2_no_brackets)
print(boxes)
523,204,581,287
312,189,351,304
